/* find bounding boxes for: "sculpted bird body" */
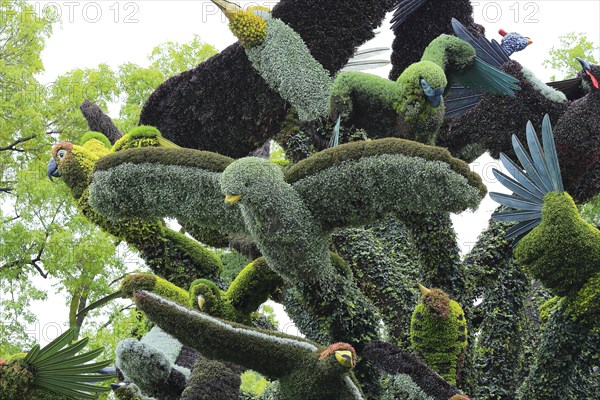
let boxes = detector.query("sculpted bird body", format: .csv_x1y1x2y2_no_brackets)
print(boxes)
329,33,520,145
134,290,366,400
89,137,486,392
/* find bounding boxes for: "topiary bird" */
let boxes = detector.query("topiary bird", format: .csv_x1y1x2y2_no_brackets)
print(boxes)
211,0,332,121
88,137,486,392
489,114,600,325
140,0,397,158
133,290,367,400
498,28,532,56
329,33,520,144
47,127,222,287
410,284,467,385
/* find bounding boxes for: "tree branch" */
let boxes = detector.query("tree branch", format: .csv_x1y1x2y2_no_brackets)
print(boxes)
0,135,36,153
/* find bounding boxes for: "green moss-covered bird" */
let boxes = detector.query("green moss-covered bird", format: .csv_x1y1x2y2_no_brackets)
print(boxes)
133,290,367,400
329,34,520,145
47,126,222,287
410,284,467,385
211,0,333,121
490,114,600,325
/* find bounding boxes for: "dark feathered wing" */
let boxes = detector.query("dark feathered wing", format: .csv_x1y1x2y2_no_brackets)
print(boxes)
390,0,429,30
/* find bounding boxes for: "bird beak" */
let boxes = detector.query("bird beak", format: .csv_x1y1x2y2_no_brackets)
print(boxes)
225,194,242,205
197,294,206,310
47,158,60,181
211,0,241,20
577,57,599,89
577,57,592,72
425,90,444,108
110,382,128,390
418,283,431,296
527,39,533,46
334,351,354,368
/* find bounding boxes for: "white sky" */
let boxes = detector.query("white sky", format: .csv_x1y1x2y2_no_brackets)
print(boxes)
22,0,600,344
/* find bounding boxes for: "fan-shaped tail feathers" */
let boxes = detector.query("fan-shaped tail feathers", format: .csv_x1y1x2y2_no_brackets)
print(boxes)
390,0,428,31
490,114,563,241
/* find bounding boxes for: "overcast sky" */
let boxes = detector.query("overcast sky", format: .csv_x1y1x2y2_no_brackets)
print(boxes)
25,0,600,344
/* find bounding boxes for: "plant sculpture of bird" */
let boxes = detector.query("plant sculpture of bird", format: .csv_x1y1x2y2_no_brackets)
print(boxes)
489,114,600,325
410,284,467,385
553,58,600,203
47,127,222,287
132,289,367,400
88,137,486,392
329,33,520,145
211,0,333,121
0,328,112,400
139,0,397,158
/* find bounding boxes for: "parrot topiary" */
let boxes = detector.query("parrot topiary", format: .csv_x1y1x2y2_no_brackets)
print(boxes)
47,126,222,287
409,285,467,385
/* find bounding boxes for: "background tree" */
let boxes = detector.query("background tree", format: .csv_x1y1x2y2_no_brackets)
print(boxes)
543,32,599,81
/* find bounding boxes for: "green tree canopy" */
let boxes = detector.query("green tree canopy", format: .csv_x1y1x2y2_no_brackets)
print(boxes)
543,32,599,81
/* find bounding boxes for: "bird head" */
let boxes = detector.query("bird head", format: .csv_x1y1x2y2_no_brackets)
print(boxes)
221,157,285,206
397,61,447,109
111,125,178,152
498,29,532,56
189,279,222,313
48,134,111,198
319,342,357,370
212,0,270,47
577,57,600,91
418,284,450,318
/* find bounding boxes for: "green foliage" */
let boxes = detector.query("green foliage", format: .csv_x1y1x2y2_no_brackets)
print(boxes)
285,138,485,198
329,71,402,138
515,192,600,296
380,374,435,400
543,32,599,80
80,132,112,149
148,34,218,79
332,217,421,347
0,358,33,400
245,19,332,121
518,300,596,399
121,274,190,307
95,147,234,173
566,272,600,326
217,250,253,284
89,162,247,235
410,289,467,385
420,35,475,73
134,291,366,400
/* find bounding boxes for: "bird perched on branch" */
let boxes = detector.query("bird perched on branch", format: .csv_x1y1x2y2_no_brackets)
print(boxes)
211,0,333,121
410,284,467,385
329,33,520,144
133,290,366,400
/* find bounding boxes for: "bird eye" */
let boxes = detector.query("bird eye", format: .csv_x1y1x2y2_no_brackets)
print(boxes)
57,149,67,159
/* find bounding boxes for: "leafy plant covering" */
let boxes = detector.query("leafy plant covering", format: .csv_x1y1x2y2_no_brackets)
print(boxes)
0,329,112,400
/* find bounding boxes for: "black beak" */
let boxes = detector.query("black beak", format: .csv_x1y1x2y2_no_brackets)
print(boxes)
47,158,60,181
111,382,128,390
577,57,591,72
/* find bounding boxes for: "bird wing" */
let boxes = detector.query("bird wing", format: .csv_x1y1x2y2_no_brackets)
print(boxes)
286,138,486,233
88,147,247,235
490,114,563,242
134,290,319,379
390,0,429,30
443,84,484,120
449,57,521,96
451,18,509,68
546,77,585,101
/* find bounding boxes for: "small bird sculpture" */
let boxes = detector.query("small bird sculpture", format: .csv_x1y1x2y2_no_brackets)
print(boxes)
329,33,520,145
133,290,367,400
410,284,467,385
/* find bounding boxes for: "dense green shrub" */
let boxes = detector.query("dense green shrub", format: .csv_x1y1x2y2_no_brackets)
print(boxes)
514,192,600,296
245,19,332,121
134,291,367,400
410,288,467,385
